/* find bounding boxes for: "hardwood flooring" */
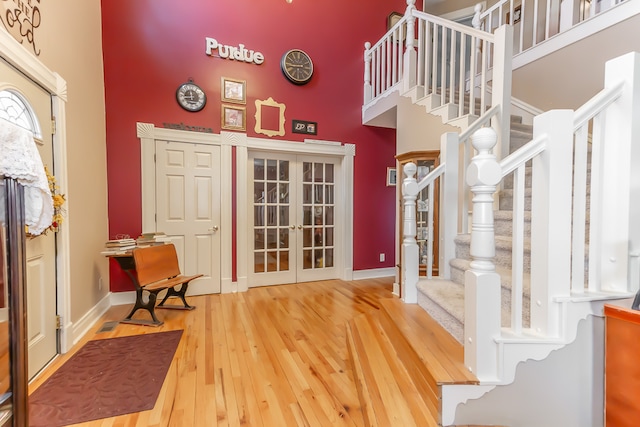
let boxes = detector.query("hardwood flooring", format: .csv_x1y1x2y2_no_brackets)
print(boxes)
28,277,397,426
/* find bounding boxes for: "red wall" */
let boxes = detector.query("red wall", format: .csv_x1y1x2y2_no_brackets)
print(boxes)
101,0,414,291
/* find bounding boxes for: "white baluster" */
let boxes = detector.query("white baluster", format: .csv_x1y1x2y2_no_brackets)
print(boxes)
464,127,501,381
364,42,372,104
403,0,417,92
402,162,419,303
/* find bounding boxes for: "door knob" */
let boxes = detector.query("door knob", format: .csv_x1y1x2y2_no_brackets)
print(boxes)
298,225,303,230
290,225,295,230
209,226,219,232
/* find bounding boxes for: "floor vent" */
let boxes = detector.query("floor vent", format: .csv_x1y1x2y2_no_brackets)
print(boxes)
96,321,119,333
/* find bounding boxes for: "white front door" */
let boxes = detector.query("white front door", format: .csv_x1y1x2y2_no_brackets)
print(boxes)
155,140,221,295
0,58,57,378
248,152,340,287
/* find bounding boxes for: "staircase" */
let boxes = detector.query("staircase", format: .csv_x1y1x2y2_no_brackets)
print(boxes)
417,117,534,343
360,1,640,425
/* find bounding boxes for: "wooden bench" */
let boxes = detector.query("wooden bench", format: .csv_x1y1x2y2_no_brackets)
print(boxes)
121,243,203,326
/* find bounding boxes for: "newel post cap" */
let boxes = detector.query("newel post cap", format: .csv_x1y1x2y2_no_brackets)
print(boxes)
467,127,501,187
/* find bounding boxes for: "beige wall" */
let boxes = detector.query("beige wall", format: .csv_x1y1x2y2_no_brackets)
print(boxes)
396,97,458,155
31,1,109,323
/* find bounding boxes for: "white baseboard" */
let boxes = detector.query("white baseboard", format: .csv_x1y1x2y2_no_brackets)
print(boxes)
352,267,396,280
393,282,400,296
110,290,136,306
67,292,112,349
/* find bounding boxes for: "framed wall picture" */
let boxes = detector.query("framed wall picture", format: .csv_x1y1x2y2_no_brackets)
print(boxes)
221,105,246,131
221,77,246,104
387,11,403,31
506,5,522,24
387,167,397,186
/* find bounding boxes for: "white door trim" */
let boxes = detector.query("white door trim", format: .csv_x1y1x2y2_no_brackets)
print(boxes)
139,126,355,293
137,123,233,293
231,132,355,292
0,27,71,352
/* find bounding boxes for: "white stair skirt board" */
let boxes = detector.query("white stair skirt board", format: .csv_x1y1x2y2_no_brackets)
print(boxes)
444,316,605,427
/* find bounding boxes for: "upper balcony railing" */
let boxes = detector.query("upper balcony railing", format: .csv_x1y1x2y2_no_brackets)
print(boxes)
476,0,628,56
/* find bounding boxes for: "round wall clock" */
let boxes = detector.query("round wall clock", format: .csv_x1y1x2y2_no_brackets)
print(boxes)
176,80,206,112
280,49,314,85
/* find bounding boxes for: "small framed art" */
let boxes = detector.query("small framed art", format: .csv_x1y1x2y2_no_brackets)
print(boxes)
221,77,246,104
387,167,397,186
221,105,246,131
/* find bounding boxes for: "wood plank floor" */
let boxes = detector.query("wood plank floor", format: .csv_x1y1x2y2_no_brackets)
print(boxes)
28,277,397,427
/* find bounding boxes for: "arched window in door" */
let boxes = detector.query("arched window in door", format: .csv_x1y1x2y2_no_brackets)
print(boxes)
0,89,42,140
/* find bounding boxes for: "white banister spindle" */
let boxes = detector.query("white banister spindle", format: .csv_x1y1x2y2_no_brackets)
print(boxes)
595,52,640,293
490,25,513,161
440,133,460,279
363,42,372,104
530,109,573,337
402,162,419,303
464,127,501,381
403,0,417,93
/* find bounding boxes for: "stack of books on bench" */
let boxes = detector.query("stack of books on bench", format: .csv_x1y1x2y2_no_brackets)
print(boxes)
101,238,137,255
136,231,172,247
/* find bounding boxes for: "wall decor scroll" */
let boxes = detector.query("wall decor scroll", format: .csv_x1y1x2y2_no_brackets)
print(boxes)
0,1,42,55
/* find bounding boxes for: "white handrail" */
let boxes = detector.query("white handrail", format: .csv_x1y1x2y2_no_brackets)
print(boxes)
573,82,624,131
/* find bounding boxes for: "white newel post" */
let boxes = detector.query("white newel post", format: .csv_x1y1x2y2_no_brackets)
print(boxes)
596,52,640,293
364,42,372,104
402,162,419,303
403,0,417,93
464,127,501,381
439,133,460,280
472,3,483,30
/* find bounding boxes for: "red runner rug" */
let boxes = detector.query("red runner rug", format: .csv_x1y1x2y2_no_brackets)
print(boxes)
29,330,182,427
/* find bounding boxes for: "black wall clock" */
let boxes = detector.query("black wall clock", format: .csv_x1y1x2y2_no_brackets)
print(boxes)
281,49,314,85
176,80,206,112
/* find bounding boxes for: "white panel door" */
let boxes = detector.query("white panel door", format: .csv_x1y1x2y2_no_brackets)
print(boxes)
156,140,221,295
0,58,57,378
248,152,340,287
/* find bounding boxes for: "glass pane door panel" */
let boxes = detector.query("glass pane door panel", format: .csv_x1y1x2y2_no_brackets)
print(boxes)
252,156,291,276
301,161,335,270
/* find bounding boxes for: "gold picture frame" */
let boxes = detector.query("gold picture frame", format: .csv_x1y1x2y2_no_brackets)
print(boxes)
221,105,246,131
254,97,286,137
221,77,246,104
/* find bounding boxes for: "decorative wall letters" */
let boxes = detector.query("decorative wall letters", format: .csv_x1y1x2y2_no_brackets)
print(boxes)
205,37,264,65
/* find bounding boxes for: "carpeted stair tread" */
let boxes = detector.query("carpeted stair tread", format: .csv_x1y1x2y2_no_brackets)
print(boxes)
346,312,439,427
417,278,524,342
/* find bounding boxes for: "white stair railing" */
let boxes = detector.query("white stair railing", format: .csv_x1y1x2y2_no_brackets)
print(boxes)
465,51,640,381
364,0,513,158
475,0,627,56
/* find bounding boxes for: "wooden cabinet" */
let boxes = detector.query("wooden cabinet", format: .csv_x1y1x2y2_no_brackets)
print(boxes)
396,151,440,279
604,304,640,427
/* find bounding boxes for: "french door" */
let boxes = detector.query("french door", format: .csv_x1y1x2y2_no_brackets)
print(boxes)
248,151,340,287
